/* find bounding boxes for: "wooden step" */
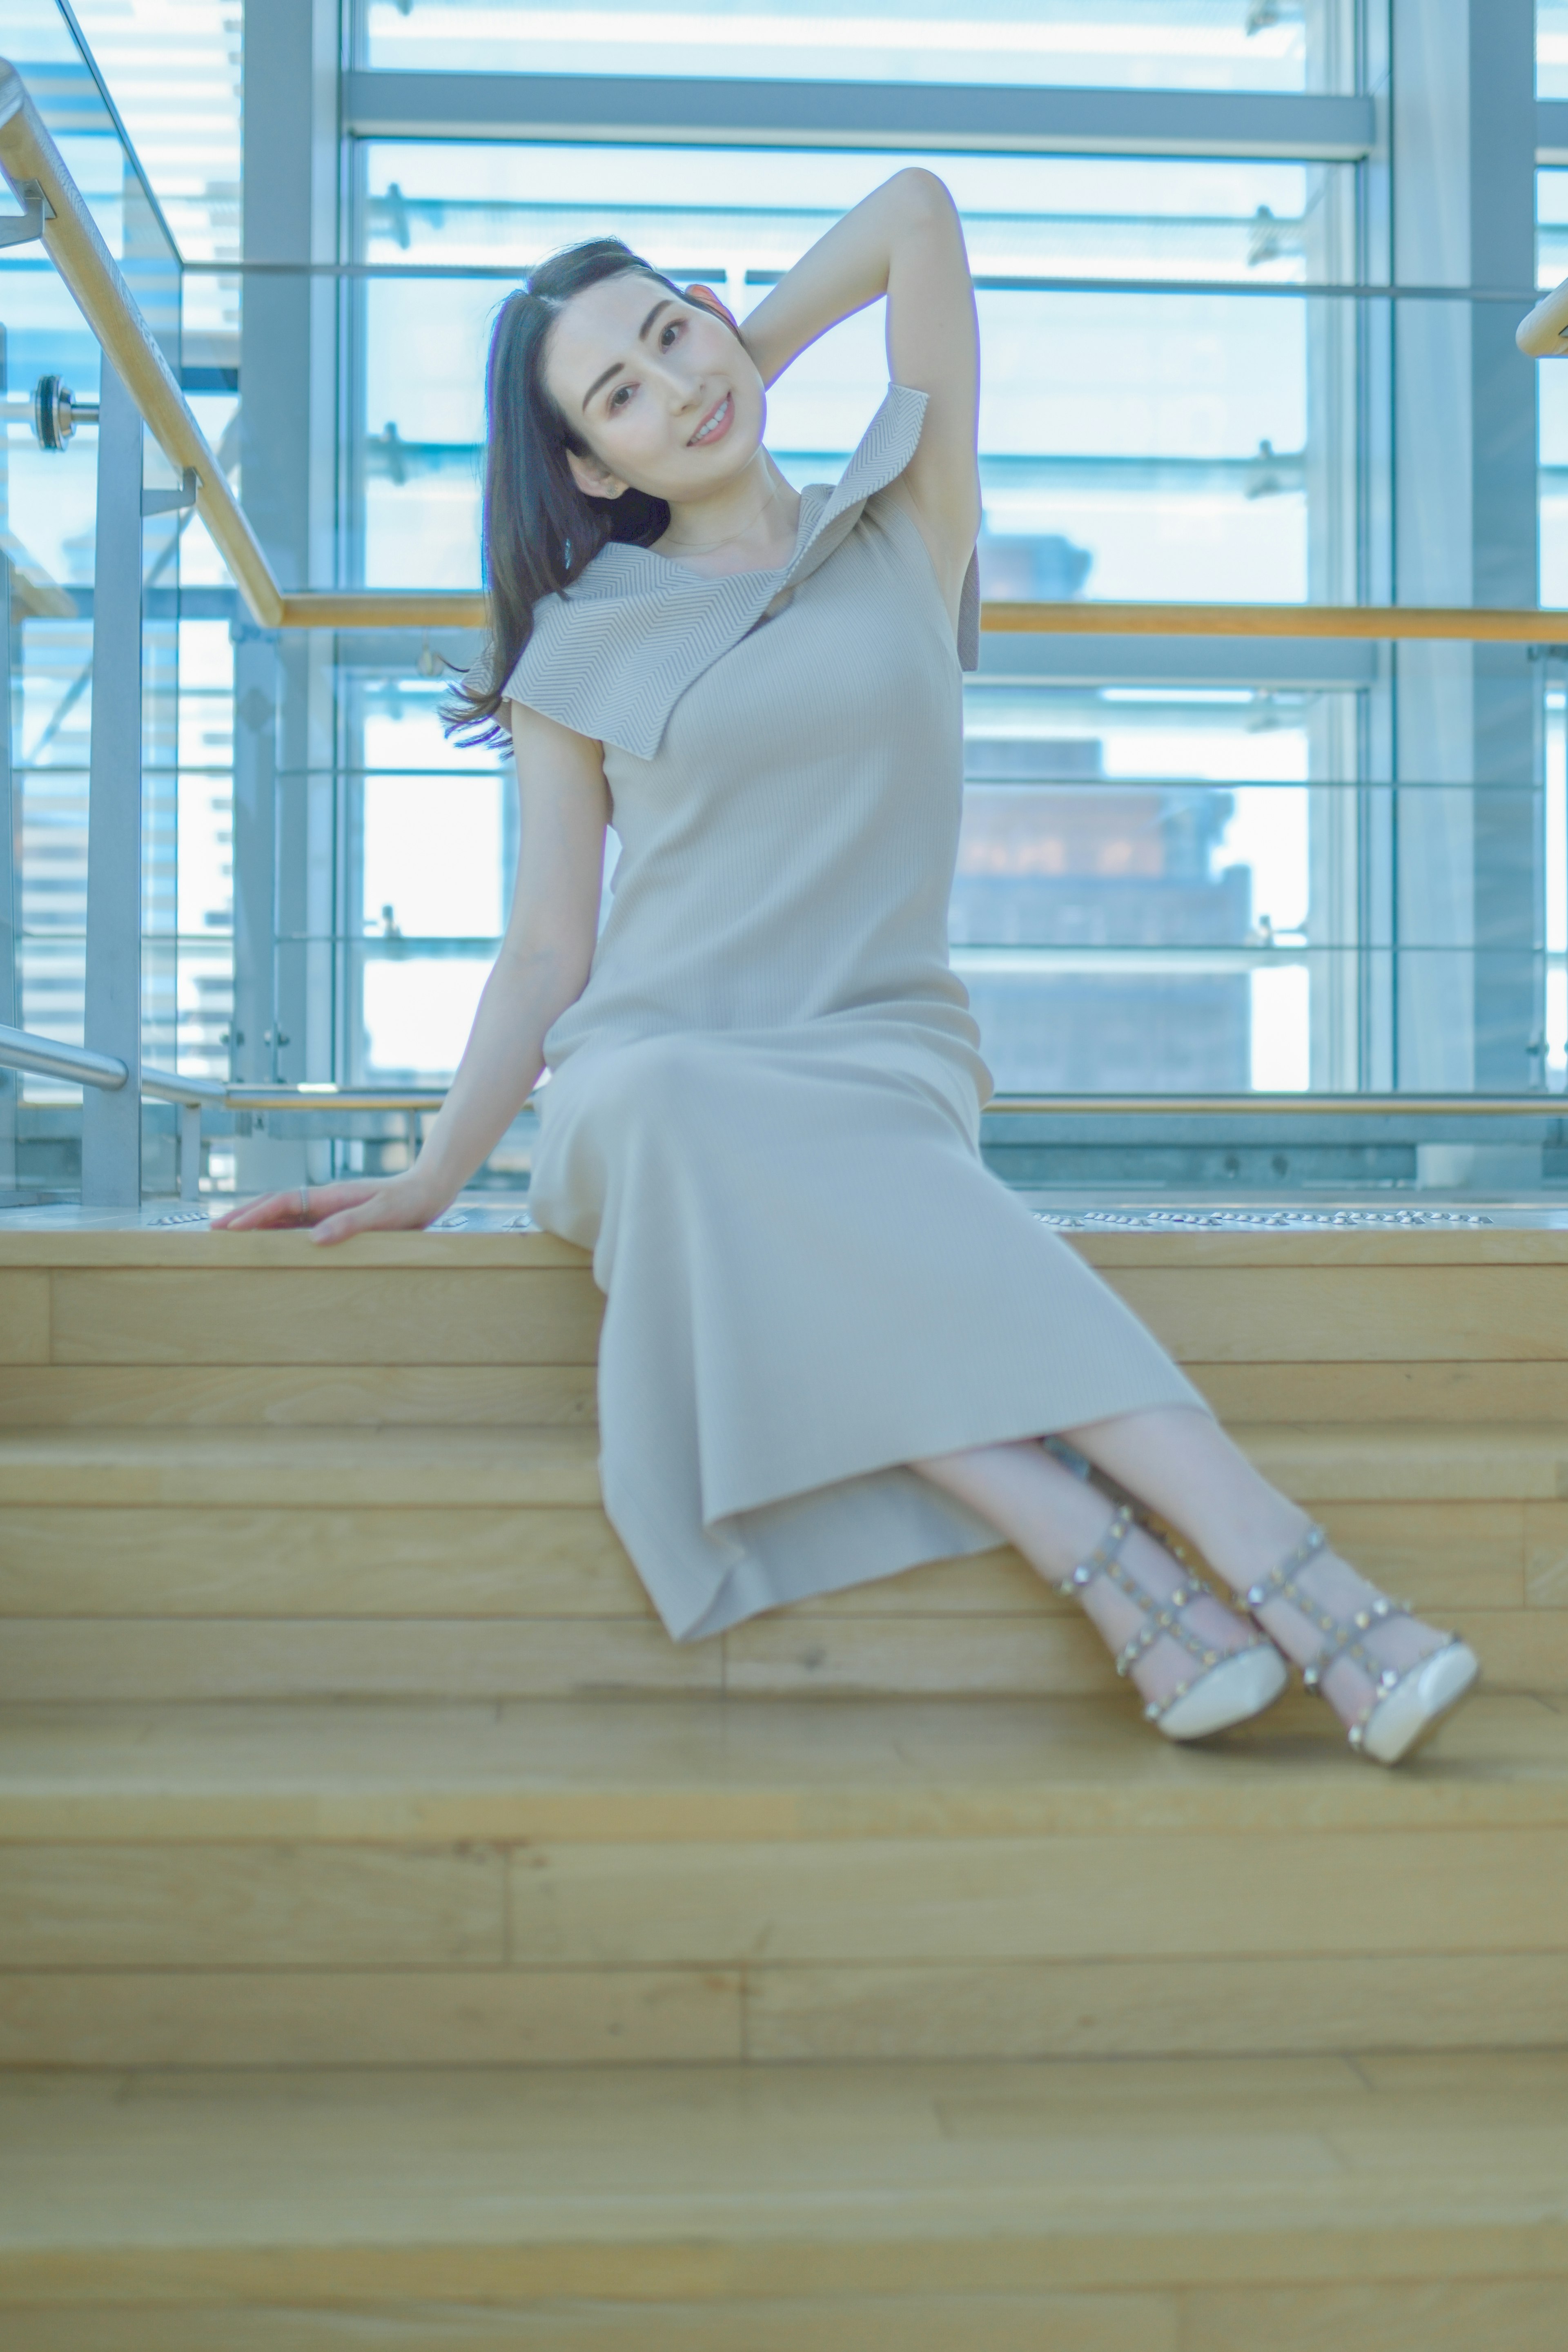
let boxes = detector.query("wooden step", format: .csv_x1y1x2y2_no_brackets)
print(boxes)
0,1425,602,1507
2,2053,1565,2348
8,1357,1568,1428
1,1693,1563,2067
4,1227,1568,1433
0,1423,1561,1699
3,1420,1566,1508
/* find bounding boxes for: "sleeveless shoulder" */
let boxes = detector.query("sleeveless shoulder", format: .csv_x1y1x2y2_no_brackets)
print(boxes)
471,386,978,760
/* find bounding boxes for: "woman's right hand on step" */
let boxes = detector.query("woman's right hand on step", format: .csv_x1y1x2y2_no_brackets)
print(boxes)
211,1171,450,1243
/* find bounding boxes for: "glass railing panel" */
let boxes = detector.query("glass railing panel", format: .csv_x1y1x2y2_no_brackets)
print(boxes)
958,680,1321,1095
357,0,1357,94
238,631,532,1189
346,659,513,1089
0,13,187,1195
267,634,1551,1115
66,1,242,388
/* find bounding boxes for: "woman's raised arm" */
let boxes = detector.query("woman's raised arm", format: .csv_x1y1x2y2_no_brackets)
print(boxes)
214,699,609,1242
740,169,980,609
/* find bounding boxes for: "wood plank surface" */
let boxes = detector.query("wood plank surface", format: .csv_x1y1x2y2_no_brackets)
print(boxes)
0,1364,599,1427
2,2054,1566,2301
503,1828,1568,1965
1192,1360,1568,1424
1186,2281,1568,2352
0,1967,741,2068
4,1951,1560,2069
1,1606,1548,1703
0,1275,48,1365
1109,1266,1568,1364
722,1612,1111,1697
1234,1424,1568,1500
1525,1503,1568,1606
0,1618,719,1703
0,1506,642,1618
0,1427,601,1507
3,1353,1564,1430
0,1843,505,1967
1274,1502,1523,1610
1,1694,1558,1845
0,2293,1180,2352
0,1420,1561,1511
1080,1228,1568,1268
1421,1608,1568,1692
0,1502,1526,1629
49,1271,602,1366
739,1952,1568,2060
0,1494,1528,1626
0,1230,591,1270
4,2287,1564,2352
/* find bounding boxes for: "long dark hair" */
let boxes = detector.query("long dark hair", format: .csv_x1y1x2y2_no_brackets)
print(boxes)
447,238,714,747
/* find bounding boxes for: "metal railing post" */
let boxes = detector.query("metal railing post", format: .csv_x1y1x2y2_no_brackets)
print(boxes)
179,1100,201,1201
81,359,143,1207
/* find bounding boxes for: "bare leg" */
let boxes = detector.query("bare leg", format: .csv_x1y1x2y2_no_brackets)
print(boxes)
914,1406,1451,1730
909,1433,1264,1716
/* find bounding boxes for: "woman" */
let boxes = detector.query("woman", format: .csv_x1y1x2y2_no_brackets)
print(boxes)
220,172,1478,1764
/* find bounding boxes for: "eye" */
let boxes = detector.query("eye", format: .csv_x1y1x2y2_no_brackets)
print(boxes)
608,381,634,411
661,318,683,349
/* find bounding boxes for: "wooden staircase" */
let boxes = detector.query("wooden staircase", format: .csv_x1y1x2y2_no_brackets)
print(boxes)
2,1219,1566,2348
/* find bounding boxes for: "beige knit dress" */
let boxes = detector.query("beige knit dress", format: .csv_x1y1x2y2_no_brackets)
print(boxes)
501,386,1206,1640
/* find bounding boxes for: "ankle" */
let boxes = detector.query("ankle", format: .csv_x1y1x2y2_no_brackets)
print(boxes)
1201,1504,1320,1605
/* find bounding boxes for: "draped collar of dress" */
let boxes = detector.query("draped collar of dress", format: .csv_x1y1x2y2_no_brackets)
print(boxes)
494,383,979,760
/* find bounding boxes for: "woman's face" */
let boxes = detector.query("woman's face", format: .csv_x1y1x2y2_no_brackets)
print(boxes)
543,272,766,506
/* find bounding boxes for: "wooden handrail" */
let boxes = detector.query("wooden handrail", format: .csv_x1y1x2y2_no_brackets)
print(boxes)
982,600,1568,644
984,1094,1568,1116
9,51,1568,648
293,592,1568,642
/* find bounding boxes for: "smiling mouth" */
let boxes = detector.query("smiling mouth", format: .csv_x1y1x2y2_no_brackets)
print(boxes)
688,392,733,446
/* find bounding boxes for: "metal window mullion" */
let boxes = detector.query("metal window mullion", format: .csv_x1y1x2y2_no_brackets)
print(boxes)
341,71,1378,160
81,359,144,1208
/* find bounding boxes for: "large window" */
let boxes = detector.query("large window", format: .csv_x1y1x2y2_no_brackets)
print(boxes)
346,135,1362,1092
14,0,1560,1193
359,0,1348,93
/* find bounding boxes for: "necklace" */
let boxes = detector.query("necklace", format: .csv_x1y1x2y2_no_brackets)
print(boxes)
661,472,793,558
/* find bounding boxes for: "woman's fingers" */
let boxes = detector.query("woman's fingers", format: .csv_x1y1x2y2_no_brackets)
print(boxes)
299,1173,439,1246
211,1188,310,1230
213,1180,387,1233
212,1177,443,1243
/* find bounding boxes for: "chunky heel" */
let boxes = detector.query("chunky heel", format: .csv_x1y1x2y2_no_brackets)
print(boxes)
1060,1504,1289,1743
1244,1523,1480,1766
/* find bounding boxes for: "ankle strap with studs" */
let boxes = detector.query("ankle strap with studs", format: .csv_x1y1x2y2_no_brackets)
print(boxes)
1244,1521,1410,1747
1059,1501,1266,1726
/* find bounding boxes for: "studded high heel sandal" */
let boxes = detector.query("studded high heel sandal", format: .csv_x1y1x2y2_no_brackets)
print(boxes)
1061,1502,1289,1742
1244,1522,1480,1766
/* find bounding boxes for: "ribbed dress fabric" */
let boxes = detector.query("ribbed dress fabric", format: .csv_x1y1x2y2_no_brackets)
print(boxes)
498,386,1206,1641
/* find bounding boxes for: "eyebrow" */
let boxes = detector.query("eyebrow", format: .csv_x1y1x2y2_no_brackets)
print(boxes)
579,297,674,412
